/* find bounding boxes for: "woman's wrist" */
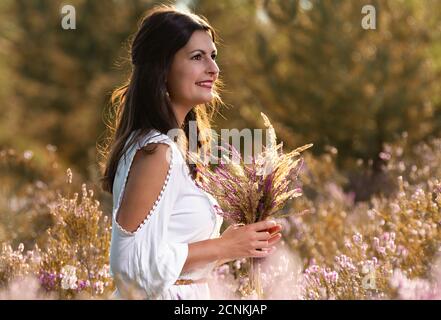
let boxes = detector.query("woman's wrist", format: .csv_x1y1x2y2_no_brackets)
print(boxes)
212,237,229,262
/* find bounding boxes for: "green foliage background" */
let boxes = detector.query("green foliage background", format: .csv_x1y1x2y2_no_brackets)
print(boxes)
0,0,440,210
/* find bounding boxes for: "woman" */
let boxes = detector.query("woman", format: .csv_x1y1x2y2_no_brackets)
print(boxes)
100,4,282,300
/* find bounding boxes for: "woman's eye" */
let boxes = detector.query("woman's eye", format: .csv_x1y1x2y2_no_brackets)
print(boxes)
191,54,217,61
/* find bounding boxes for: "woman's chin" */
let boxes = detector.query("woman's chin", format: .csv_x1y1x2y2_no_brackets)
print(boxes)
194,94,213,104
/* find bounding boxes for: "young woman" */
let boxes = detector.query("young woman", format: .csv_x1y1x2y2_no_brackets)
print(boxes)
100,4,282,300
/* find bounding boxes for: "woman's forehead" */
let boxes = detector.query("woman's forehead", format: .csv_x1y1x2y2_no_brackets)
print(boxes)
185,30,216,53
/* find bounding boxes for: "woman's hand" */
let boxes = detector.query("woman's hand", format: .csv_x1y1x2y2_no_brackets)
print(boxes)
218,220,282,261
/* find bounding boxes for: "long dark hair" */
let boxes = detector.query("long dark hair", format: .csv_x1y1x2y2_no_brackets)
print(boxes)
99,4,225,194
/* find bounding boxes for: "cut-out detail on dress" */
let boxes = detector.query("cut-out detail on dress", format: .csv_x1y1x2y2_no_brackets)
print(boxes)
113,133,174,237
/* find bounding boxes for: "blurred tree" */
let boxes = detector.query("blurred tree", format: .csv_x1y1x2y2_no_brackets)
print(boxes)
188,0,259,124
1,0,156,181
190,0,278,154
1,0,440,201
252,0,440,168
195,0,441,199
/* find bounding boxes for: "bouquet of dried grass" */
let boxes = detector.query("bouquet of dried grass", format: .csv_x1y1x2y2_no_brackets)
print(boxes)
190,112,313,298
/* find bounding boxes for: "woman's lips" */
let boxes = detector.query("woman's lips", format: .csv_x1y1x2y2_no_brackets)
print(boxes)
195,81,213,89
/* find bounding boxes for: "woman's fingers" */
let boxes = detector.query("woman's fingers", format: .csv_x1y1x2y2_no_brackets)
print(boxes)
255,228,282,240
250,220,277,232
254,221,282,240
255,231,272,240
266,223,282,236
268,233,282,245
249,220,283,234
254,233,281,248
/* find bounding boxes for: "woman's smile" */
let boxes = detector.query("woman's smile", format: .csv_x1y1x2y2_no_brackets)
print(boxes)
195,81,213,89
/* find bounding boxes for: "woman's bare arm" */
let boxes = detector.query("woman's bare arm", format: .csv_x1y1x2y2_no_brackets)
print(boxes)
115,143,171,233
181,238,227,273
182,222,283,272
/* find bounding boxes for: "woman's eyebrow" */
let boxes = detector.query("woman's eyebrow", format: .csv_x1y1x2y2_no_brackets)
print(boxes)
189,49,217,54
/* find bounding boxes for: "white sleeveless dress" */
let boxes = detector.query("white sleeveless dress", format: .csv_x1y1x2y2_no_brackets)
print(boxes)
109,129,223,300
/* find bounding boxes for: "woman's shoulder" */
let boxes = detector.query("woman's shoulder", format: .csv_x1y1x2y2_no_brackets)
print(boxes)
131,128,173,147
120,129,188,180
117,129,177,171
141,129,189,166
121,129,176,155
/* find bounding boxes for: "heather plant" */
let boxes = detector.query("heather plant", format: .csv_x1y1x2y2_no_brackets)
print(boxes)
0,242,41,288
0,275,56,299
38,172,114,299
0,156,115,299
284,132,441,299
389,255,441,300
0,145,85,247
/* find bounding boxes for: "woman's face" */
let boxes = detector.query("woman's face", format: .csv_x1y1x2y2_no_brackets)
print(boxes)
167,30,219,109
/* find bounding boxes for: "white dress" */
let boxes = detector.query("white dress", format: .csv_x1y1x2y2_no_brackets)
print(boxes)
109,129,224,300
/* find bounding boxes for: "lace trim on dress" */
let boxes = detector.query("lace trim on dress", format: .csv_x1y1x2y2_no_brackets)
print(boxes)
114,133,174,236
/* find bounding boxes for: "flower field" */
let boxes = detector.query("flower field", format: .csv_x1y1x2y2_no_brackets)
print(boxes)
1,131,440,299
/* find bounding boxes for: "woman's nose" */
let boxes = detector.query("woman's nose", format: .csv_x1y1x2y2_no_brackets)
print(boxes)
207,60,220,78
